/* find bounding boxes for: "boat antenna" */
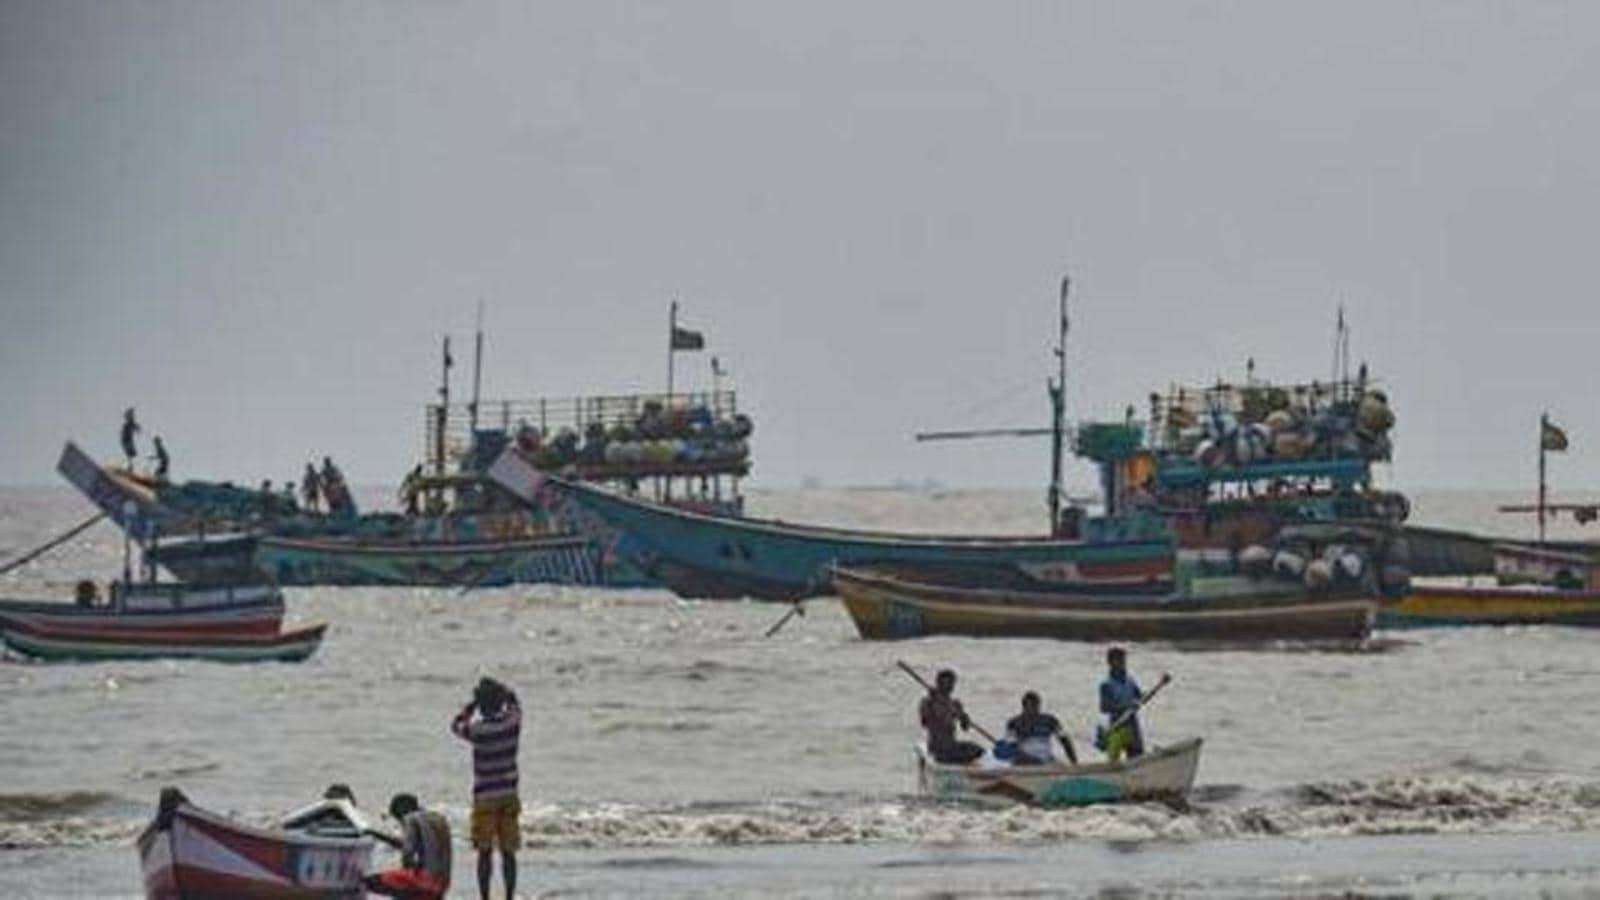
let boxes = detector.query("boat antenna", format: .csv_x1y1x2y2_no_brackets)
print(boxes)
469,302,485,435
1048,274,1069,535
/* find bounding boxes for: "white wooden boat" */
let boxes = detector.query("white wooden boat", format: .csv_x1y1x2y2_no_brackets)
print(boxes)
137,788,374,899
917,737,1203,807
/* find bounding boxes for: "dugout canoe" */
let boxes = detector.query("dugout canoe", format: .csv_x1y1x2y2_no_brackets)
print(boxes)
834,567,1375,643
1,621,327,663
138,787,374,899
918,737,1203,807
0,583,284,638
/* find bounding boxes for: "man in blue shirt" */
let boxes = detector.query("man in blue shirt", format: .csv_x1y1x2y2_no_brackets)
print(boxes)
1098,646,1145,760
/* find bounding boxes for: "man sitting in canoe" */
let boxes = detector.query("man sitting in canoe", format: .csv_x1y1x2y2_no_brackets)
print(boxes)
1098,646,1145,761
920,669,984,765
363,793,452,900
1005,691,1078,766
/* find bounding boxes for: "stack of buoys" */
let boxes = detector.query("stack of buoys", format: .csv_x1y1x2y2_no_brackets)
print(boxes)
527,403,755,472
1175,385,1395,469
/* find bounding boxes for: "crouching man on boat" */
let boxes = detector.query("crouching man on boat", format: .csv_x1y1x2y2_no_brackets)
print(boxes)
1097,647,1145,761
920,669,985,765
363,793,451,900
453,676,523,900
1005,691,1078,766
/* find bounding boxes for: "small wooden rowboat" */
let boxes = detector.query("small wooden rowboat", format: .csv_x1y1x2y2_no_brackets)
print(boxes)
0,583,285,638
138,788,374,899
918,738,1203,807
1,620,326,663
1380,584,1600,629
835,567,1375,643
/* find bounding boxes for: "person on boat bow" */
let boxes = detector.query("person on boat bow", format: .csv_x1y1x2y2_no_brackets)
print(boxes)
920,669,984,765
119,408,140,470
1006,691,1078,765
1098,646,1145,761
151,435,170,482
363,793,452,900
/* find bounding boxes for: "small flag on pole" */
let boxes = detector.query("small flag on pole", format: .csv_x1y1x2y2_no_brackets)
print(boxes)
1542,417,1569,452
671,326,706,351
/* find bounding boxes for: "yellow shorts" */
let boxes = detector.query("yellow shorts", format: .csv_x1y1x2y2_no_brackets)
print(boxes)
469,794,521,853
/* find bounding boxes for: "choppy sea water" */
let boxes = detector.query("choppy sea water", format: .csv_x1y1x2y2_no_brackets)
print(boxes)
3,485,1600,898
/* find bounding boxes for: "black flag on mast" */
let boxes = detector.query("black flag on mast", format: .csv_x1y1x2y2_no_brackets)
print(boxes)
1542,416,1570,452
671,325,705,351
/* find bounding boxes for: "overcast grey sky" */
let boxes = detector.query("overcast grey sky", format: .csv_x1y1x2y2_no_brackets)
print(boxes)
3,2,1597,497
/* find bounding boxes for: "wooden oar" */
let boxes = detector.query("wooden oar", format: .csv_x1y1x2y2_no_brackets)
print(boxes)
1109,672,1172,731
895,659,999,744
0,512,107,577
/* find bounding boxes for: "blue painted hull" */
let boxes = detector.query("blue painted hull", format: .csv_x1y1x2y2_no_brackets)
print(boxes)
530,475,1175,602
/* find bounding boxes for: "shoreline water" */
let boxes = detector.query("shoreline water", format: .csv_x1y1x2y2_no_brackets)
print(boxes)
4,486,1600,897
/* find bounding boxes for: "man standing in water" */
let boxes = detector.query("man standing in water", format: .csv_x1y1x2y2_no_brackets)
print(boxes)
453,677,522,900
1098,646,1145,761
919,669,985,764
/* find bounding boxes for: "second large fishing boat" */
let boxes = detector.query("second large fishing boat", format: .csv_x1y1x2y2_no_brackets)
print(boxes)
492,279,1177,601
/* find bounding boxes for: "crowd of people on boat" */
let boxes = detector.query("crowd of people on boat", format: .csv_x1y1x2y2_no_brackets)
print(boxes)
918,647,1152,767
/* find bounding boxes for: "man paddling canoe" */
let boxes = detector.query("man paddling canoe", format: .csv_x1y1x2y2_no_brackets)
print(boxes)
1098,646,1145,761
1005,691,1078,765
919,668,985,764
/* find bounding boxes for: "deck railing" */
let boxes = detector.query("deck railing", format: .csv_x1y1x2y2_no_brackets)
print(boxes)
424,390,738,472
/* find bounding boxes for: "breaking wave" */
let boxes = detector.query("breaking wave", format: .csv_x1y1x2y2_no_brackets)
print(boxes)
7,775,1600,851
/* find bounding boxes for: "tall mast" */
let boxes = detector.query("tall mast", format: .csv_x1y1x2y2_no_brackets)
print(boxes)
1539,411,1549,544
667,300,677,400
1048,275,1069,534
436,335,451,476
469,302,485,434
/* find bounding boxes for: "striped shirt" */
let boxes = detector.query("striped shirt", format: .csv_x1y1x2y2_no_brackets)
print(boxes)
452,699,522,799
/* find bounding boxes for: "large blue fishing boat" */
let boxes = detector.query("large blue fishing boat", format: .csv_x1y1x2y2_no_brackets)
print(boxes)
490,279,1176,602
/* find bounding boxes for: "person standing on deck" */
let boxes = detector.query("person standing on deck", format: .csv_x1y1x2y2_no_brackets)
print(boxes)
363,793,452,900
919,669,984,764
1098,646,1145,761
151,436,170,482
302,462,322,513
453,677,522,900
119,408,140,470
